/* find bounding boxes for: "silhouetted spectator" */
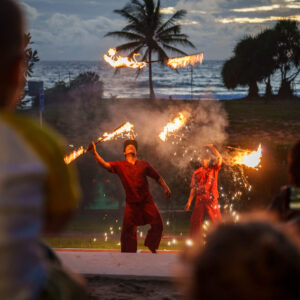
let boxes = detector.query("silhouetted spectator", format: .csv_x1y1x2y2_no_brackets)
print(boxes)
0,1,85,299
184,214,300,300
270,139,300,222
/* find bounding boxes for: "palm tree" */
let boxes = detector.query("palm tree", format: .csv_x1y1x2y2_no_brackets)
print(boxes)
105,0,195,100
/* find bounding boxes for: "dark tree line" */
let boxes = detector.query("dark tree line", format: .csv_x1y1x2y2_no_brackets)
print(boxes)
222,20,300,99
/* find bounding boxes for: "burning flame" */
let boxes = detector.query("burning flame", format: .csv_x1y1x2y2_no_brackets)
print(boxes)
167,53,204,69
232,144,262,168
104,48,147,69
64,146,85,165
159,113,187,141
100,122,134,142
64,122,135,165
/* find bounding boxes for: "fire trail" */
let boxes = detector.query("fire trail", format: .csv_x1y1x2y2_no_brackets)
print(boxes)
64,122,135,165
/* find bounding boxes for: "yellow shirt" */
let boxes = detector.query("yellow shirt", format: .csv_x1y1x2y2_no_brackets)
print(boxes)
0,112,80,217
0,112,81,299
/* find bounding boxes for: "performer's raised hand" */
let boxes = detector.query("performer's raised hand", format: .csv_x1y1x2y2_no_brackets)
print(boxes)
165,186,171,199
185,203,190,211
88,142,96,154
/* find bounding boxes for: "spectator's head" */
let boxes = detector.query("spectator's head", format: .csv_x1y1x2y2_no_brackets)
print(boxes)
0,0,25,110
123,139,138,157
185,216,300,300
288,139,300,187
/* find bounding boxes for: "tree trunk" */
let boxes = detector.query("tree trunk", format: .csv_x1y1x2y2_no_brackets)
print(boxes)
278,78,293,98
148,50,155,100
264,76,273,99
248,81,259,99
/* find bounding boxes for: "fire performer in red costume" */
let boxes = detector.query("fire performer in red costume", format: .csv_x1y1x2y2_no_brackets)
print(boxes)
185,144,222,237
89,140,171,253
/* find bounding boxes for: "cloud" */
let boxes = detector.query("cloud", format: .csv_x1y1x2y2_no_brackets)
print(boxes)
177,20,200,25
20,2,39,20
287,3,300,8
231,4,281,12
29,12,125,59
160,7,176,14
218,15,300,23
48,13,122,45
22,0,300,60
161,6,206,15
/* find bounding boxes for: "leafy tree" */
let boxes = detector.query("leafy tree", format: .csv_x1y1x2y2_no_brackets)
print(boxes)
272,20,300,98
222,36,263,98
105,0,195,100
221,57,240,90
17,33,39,109
24,33,39,78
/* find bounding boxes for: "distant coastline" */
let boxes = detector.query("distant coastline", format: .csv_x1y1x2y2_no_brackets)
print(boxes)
29,60,300,99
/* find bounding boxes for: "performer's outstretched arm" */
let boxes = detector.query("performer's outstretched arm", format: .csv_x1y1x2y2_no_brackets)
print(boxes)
88,142,112,172
185,188,195,211
157,177,171,199
207,144,222,168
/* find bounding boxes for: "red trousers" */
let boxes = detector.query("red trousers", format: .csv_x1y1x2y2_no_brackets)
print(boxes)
121,199,163,253
190,197,222,237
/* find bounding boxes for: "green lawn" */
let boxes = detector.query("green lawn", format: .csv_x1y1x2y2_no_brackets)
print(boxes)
222,99,300,146
45,236,187,251
46,211,192,250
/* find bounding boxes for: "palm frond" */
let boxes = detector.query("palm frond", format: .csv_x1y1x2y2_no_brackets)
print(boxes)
154,0,162,27
157,25,181,37
157,10,187,34
122,24,147,36
161,44,188,56
128,45,145,57
113,8,139,25
152,42,169,64
105,31,144,41
135,48,149,78
161,37,195,49
115,41,144,52
145,0,155,17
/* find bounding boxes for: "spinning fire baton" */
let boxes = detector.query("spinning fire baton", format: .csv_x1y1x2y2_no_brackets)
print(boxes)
104,48,204,70
64,122,134,165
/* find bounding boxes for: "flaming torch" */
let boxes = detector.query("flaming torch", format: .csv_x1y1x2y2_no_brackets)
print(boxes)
167,53,204,69
104,48,204,70
103,48,147,69
231,144,262,169
64,122,135,165
159,112,188,141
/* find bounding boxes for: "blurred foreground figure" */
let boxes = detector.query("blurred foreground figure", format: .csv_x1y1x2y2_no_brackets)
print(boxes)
270,139,300,222
0,1,85,299
184,215,300,300
89,140,171,253
185,144,222,237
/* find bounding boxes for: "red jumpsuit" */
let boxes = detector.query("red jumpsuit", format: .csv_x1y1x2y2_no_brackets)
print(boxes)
190,164,222,237
109,160,163,253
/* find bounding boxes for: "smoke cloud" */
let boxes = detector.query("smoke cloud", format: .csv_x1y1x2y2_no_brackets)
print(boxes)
97,99,228,169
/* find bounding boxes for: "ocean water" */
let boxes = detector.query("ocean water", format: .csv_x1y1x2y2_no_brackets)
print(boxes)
29,60,300,100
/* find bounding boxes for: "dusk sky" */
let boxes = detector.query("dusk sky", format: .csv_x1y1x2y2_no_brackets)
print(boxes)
19,0,300,61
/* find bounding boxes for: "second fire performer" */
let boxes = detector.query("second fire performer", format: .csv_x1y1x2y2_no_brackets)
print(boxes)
89,140,171,253
185,144,222,237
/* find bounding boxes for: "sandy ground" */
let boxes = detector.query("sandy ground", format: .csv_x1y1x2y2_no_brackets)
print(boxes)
86,276,182,300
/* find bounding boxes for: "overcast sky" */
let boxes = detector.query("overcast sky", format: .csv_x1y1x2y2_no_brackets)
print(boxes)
19,0,300,60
